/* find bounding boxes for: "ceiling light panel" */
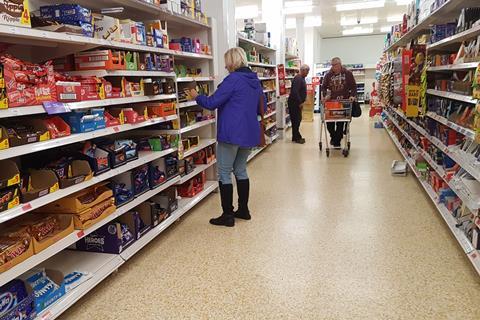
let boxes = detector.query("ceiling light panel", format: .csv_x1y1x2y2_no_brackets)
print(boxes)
284,6,313,15
380,26,393,32
342,26,374,35
235,5,259,19
285,1,312,7
387,14,403,22
340,16,378,26
336,1,385,12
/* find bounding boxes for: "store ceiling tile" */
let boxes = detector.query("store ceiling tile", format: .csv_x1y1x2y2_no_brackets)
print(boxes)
235,0,409,37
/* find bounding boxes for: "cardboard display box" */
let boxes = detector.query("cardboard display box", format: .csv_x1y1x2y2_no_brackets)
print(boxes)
0,160,20,189
21,169,59,203
0,0,31,28
41,184,112,214
27,214,75,254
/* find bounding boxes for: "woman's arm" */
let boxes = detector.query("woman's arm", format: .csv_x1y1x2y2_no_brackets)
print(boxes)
195,76,237,111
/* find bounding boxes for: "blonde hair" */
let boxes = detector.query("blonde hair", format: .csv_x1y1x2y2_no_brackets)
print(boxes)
224,47,248,72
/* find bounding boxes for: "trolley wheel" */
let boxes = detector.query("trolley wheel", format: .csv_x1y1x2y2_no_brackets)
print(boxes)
326,149,330,157
343,149,349,157
347,142,351,150
319,142,323,150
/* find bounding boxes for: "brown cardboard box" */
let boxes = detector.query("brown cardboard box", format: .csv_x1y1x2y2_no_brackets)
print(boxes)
0,238,34,273
30,214,75,253
21,169,60,203
42,184,113,214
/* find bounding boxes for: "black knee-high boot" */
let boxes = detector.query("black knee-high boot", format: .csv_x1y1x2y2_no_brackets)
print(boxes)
234,179,251,220
210,182,234,227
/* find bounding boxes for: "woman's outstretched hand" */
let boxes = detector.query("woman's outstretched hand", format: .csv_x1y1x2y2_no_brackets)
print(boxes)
185,88,199,100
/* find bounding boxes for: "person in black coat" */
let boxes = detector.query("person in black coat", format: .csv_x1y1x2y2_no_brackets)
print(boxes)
288,64,310,144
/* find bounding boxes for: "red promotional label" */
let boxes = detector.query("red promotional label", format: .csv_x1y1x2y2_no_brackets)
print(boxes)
77,230,85,238
277,64,286,96
312,77,320,86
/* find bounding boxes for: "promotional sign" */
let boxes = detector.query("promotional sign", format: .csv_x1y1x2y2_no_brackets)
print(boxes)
277,64,286,96
312,76,320,87
405,85,420,117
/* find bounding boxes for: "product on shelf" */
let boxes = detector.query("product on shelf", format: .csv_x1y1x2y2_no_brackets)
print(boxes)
0,0,31,28
24,268,66,313
177,171,205,198
0,226,33,273
39,4,93,37
0,279,35,320
39,184,116,229
75,213,137,254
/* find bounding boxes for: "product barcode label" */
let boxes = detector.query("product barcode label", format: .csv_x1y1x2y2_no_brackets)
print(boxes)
60,93,77,100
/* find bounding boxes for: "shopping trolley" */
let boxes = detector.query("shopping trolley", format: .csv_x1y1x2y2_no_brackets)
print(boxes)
319,99,352,157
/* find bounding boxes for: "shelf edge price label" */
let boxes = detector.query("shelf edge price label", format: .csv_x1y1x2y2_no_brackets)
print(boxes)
77,230,85,238
43,101,71,115
22,203,32,211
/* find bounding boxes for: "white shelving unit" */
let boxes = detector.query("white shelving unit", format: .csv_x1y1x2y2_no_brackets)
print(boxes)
238,35,279,162
379,0,480,275
382,116,480,274
0,2,221,318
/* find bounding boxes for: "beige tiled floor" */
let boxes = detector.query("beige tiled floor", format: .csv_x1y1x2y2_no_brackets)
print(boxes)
61,113,480,320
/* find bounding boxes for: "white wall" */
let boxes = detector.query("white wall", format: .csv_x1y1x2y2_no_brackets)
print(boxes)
318,34,384,66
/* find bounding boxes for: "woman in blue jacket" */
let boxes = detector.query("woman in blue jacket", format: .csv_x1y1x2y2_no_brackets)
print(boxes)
187,47,265,227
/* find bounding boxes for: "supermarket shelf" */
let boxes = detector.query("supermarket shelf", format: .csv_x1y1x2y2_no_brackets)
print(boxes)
158,118,216,134
0,94,178,119
265,110,277,118
267,134,279,144
383,0,478,52
426,112,476,140
247,146,266,162
285,67,300,71
428,24,480,51
263,89,276,93
36,252,124,320
177,160,217,184
0,114,178,160
383,120,476,255
259,77,277,81
426,89,478,104
467,251,480,275
178,101,198,109
285,52,299,60
176,76,214,82
428,62,479,72
238,37,276,52
265,121,277,131
183,139,217,158
267,100,276,105
66,70,176,78
286,76,295,79
0,25,212,61
0,175,181,286
249,62,276,68
60,0,211,29
0,148,177,224
389,107,480,183
120,181,218,261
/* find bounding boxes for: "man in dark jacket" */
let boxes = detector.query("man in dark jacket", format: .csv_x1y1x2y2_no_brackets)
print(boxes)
321,57,357,148
288,64,310,144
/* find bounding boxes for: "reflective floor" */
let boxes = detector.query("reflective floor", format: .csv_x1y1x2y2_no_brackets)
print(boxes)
62,113,480,319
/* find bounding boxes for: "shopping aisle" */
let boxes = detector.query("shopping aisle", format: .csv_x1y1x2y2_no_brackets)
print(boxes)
61,114,480,319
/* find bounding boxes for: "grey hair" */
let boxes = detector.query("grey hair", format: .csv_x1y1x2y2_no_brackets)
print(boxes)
331,57,342,64
300,64,310,71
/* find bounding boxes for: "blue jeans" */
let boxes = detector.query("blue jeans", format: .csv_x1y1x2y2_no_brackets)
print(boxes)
217,142,251,184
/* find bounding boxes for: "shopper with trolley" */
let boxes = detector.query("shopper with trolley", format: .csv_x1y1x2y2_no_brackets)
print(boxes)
321,57,357,148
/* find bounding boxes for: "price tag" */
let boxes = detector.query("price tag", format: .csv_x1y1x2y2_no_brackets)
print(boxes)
43,101,71,115
77,230,85,238
113,126,120,132
22,203,32,211
41,310,52,320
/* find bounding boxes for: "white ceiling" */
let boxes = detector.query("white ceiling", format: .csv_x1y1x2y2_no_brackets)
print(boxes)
235,0,408,38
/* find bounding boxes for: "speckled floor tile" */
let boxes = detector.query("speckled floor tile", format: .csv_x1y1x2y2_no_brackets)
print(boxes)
60,114,480,320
